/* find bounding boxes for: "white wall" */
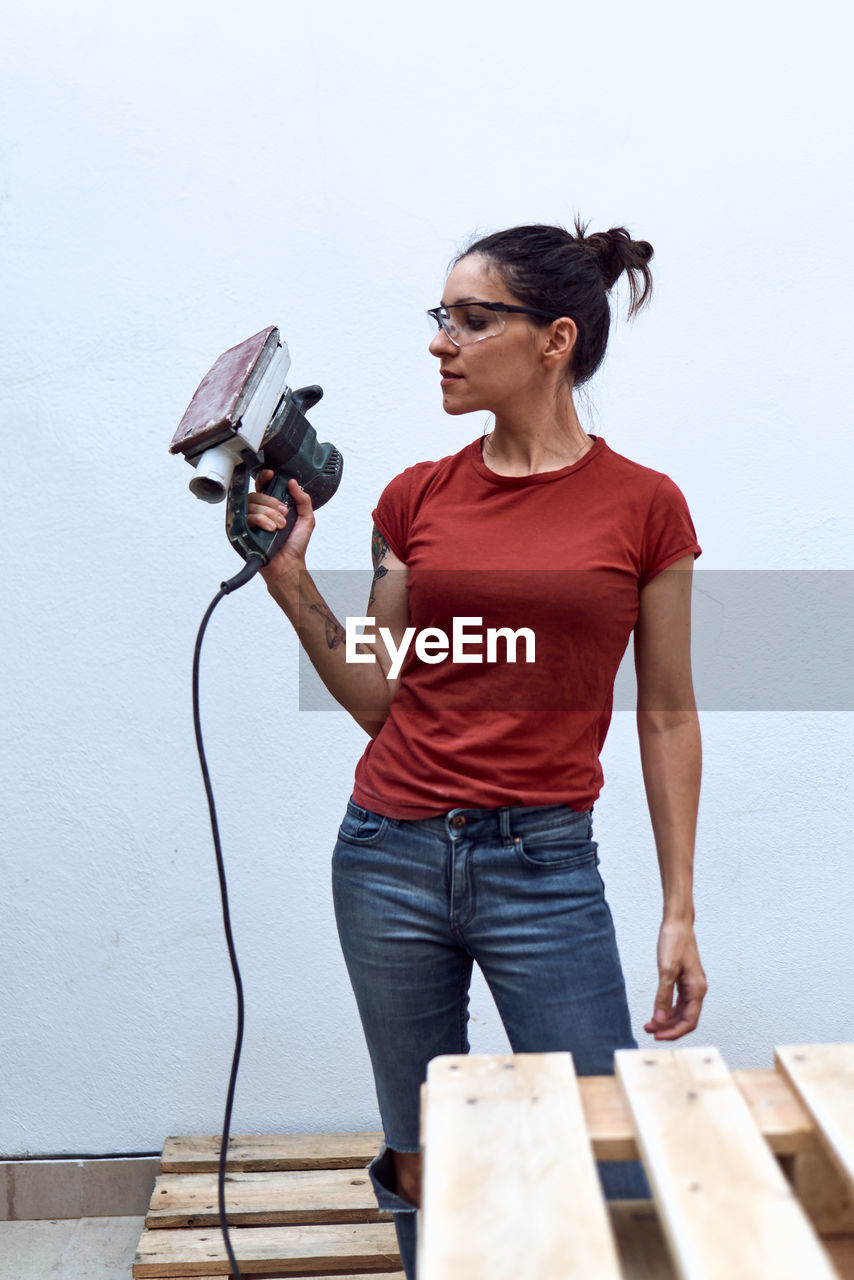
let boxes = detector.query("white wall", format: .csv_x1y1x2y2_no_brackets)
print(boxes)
2,0,852,1156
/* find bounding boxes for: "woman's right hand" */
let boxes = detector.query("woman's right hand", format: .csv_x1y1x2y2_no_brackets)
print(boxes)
248,469,316,587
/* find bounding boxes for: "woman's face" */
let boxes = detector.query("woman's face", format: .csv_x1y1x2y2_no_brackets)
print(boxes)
428,254,574,417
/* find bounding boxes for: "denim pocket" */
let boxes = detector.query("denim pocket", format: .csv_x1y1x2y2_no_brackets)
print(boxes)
513,809,598,871
337,798,390,845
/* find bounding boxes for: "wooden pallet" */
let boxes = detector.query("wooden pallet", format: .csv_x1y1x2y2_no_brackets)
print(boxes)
419,1044,854,1279
133,1131,404,1277
134,1045,854,1278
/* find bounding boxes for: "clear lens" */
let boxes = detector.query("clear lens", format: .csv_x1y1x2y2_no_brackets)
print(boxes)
428,304,507,346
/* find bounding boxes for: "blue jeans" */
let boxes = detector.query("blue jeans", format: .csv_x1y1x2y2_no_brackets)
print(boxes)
332,798,649,1277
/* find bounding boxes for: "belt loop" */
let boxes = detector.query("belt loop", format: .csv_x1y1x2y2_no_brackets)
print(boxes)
499,807,512,844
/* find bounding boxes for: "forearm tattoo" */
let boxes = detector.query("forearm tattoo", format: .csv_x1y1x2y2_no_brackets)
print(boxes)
308,601,345,650
369,528,390,610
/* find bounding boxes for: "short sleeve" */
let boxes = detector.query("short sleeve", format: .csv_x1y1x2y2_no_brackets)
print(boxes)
639,474,702,587
371,467,414,563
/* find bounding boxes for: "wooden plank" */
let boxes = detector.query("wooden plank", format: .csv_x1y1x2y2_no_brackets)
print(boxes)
608,1201,677,1280
133,1222,400,1277
578,1072,640,1161
581,1069,808,1159
788,1137,854,1236
730,1067,814,1155
616,1046,839,1280
161,1133,383,1174
145,1168,387,1229
576,1070,812,1162
159,1075,810,1180
419,1052,622,1280
776,1045,854,1191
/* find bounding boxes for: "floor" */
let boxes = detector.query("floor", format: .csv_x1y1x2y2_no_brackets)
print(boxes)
0,1216,144,1279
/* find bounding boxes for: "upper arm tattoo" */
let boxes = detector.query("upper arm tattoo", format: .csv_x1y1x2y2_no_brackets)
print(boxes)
369,527,390,610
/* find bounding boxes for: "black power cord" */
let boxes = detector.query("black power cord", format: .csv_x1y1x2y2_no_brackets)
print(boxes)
191,553,264,1280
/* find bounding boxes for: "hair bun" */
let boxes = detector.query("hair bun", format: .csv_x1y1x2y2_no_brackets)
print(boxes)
574,219,654,316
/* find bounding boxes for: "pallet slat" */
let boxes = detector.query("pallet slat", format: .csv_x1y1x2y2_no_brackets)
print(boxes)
133,1222,400,1278
608,1201,677,1280
730,1067,814,1154
616,1046,839,1280
419,1052,622,1280
776,1045,854,1191
579,1068,813,1161
162,1133,384,1174
161,1072,811,1178
136,1049,854,1279
146,1168,387,1229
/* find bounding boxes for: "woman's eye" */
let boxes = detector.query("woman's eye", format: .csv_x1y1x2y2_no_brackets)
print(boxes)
464,310,488,331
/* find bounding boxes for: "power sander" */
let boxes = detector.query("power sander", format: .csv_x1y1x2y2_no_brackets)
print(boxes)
171,327,344,1279
170,324,343,571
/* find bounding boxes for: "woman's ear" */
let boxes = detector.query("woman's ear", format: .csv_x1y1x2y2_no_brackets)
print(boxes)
542,316,578,364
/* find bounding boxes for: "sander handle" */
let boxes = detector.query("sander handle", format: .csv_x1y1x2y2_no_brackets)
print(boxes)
225,463,298,565
224,384,342,565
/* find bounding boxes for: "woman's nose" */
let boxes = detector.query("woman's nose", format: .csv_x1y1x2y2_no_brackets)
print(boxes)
429,327,457,356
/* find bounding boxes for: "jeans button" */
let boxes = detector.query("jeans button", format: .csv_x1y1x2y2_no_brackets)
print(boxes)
451,814,466,828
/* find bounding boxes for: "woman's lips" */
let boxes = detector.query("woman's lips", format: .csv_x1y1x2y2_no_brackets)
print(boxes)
441,371,463,382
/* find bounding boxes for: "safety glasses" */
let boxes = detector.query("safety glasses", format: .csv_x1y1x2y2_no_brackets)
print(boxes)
427,300,560,347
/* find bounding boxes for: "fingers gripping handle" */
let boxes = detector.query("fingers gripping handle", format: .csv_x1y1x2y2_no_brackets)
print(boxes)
225,464,298,564
259,468,300,556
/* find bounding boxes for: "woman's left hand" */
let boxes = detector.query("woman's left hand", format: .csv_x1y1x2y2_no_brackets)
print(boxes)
643,921,707,1040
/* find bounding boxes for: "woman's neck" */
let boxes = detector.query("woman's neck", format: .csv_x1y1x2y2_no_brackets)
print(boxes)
482,395,592,477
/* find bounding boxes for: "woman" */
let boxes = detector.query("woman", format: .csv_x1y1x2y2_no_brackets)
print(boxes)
249,220,706,1278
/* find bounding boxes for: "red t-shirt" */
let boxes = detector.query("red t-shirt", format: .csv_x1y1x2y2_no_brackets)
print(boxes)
352,435,700,818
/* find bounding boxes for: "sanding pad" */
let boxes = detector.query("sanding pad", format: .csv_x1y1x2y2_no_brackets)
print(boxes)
170,326,281,459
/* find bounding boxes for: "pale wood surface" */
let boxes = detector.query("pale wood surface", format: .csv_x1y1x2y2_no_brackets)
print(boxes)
132,1222,400,1277
776,1045,854,1191
139,1051,854,1279
616,1046,839,1280
730,1067,814,1154
608,1201,677,1280
576,1069,812,1161
145,1168,387,1229
578,1073,640,1161
161,1133,383,1174
162,1071,811,1177
419,1052,622,1280
605,1200,854,1280
790,1138,854,1237
576,1068,813,1160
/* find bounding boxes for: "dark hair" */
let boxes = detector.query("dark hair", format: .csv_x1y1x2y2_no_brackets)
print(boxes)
452,217,654,386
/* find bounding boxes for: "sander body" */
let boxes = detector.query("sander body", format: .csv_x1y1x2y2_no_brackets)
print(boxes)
170,325,343,564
